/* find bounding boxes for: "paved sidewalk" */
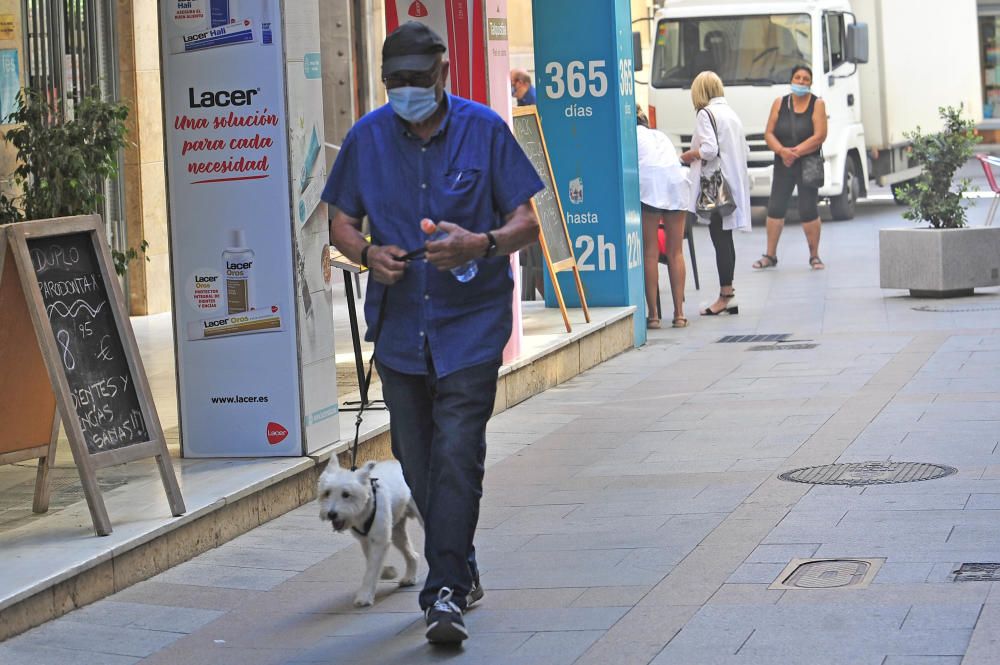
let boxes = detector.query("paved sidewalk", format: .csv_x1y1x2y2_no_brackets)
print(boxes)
3,200,1000,664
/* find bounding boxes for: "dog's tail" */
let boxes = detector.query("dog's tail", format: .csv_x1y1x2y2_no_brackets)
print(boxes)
407,498,425,529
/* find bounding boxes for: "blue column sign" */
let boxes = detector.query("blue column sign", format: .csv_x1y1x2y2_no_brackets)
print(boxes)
532,0,645,345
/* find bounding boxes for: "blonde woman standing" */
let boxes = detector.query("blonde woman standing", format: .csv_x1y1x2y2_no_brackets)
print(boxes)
680,71,751,316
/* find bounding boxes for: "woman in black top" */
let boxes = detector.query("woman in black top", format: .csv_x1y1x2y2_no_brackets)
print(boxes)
753,66,828,270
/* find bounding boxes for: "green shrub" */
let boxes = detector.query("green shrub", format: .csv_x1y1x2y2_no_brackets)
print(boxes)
0,88,145,274
898,105,982,229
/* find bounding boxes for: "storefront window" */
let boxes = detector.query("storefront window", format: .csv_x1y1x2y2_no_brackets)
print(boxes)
981,15,1000,119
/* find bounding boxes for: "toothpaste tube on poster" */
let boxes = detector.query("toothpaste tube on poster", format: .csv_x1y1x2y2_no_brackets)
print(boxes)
171,19,255,54
187,306,283,340
299,126,320,194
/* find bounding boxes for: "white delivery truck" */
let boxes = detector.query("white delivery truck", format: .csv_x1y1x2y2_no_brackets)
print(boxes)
646,0,983,219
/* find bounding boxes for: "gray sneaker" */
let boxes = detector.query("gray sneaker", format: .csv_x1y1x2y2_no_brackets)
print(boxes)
424,587,468,644
466,575,484,608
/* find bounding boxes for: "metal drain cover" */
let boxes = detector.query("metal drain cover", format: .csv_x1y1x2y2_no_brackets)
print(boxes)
748,343,818,351
770,558,883,590
718,334,790,343
778,461,957,486
913,304,1000,313
953,563,1000,582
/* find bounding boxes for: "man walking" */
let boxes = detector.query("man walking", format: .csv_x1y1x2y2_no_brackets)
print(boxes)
322,22,542,644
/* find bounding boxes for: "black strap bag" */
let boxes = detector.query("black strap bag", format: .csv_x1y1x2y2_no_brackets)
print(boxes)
695,108,737,219
788,95,824,188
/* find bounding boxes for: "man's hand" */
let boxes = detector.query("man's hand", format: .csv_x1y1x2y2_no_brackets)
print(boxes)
680,149,698,165
367,244,407,284
425,221,486,271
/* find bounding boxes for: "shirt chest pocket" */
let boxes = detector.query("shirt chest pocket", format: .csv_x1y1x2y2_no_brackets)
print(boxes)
437,168,484,224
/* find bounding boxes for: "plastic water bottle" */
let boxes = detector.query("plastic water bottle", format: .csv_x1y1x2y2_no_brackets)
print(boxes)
420,219,478,283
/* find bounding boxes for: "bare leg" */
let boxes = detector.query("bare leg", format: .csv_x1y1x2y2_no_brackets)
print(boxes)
641,208,662,324
663,211,687,322
802,218,823,268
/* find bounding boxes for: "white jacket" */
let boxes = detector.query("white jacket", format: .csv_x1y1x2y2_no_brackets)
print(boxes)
687,97,751,232
637,125,691,212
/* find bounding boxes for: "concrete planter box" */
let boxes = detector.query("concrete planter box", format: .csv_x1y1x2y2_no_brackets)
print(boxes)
879,227,1000,297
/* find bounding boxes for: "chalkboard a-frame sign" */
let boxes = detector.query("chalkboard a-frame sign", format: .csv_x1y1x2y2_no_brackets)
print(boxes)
1,216,185,536
512,106,589,332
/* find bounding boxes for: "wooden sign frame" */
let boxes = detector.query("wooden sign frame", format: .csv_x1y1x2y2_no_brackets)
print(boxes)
3,216,185,536
0,231,59,514
513,105,590,332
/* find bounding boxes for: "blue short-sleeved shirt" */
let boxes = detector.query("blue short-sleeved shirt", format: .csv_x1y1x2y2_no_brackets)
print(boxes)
516,85,537,107
321,94,544,377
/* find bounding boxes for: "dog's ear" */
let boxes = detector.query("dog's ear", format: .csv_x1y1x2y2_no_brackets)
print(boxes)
356,460,377,481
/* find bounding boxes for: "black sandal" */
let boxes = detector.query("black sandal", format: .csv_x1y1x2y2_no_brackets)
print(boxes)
809,256,825,270
700,291,738,316
752,254,778,269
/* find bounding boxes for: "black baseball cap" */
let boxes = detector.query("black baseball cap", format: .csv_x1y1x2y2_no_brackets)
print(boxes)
382,22,447,77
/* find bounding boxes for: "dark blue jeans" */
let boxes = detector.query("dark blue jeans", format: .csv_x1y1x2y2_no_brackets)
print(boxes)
377,352,500,611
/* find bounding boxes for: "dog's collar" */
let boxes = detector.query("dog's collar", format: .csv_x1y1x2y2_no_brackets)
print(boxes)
352,478,379,537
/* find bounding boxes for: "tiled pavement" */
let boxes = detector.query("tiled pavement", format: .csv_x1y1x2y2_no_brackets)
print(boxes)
4,199,1000,664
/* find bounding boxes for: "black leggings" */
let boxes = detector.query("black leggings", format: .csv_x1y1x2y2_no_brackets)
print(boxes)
767,161,820,220
709,211,735,288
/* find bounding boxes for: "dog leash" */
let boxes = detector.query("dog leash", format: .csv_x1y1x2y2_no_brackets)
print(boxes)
349,285,390,472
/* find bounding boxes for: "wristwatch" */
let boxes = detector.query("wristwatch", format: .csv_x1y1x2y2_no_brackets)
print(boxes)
360,244,372,268
483,231,498,258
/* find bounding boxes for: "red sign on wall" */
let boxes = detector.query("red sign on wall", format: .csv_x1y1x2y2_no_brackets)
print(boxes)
386,0,487,104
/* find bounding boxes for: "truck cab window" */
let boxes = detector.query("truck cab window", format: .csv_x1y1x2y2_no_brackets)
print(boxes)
651,14,812,88
824,12,846,72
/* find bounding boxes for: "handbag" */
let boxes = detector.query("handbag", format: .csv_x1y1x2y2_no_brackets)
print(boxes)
788,95,824,188
657,222,668,264
695,109,737,219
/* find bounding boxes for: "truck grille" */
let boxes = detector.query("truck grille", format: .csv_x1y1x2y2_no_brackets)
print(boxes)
680,134,774,168
679,133,771,167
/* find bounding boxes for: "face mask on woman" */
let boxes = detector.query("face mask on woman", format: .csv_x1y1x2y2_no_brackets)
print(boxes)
790,83,811,97
388,86,439,123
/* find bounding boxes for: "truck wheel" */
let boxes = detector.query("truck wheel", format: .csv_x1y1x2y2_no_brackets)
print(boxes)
830,159,859,221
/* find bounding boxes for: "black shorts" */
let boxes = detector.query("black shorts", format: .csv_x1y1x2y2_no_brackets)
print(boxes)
641,203,684,216
767,160,819,220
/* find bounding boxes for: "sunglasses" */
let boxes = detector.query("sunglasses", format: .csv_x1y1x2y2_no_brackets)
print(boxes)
383,66,440,90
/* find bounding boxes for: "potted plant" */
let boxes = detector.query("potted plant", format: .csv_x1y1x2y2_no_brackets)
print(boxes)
0,88,144,275
879,105,1000,297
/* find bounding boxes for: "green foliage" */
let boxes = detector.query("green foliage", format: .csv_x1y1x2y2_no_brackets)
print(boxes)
0,88,147,274
112,240,150,277
897,105,982,229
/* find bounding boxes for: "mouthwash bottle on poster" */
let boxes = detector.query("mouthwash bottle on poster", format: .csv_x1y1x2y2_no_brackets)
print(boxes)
420,218,478,283
210,0,238,27
260,0,272,44
223,228,255,313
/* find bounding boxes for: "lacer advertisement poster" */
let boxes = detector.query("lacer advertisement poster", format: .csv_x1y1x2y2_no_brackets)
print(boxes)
161,0,302,456
283,0,340,452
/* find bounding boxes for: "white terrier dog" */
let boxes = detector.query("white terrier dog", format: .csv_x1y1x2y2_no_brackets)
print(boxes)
317,460,422,607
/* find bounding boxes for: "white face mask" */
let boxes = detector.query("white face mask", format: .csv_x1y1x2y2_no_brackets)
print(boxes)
790,83,811,97
388,86,439,123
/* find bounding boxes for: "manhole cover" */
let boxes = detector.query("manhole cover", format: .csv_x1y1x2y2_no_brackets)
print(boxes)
770,558,883,590
717,334,790,343
953,563,1000,582
913,304,1000,313
778,461,957,486
747,343,818,351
